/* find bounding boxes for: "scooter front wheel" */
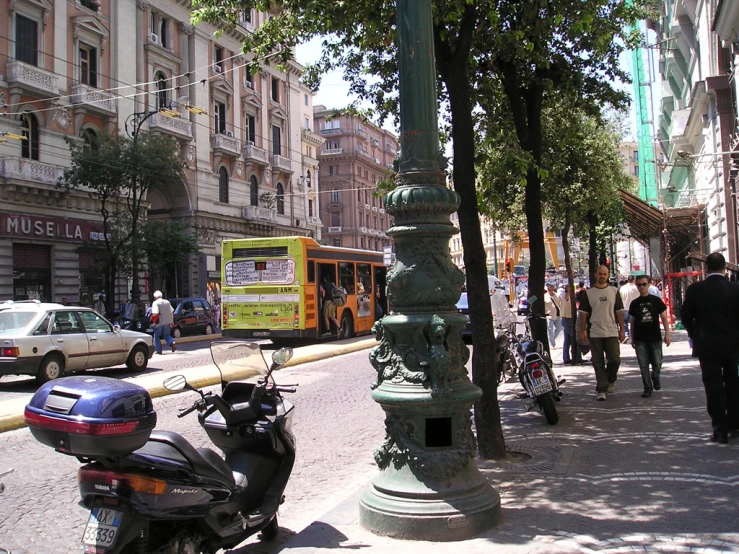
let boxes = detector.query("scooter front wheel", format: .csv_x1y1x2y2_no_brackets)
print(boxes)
539,392,559,425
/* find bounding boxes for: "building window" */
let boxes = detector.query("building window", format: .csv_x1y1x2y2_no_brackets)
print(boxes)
633,150,638,162
15,15,38,66
214,102,227,134
79,45,98,87
21,113,39,161
271,78,279,102
276,183,285,214
214,46,224,73
82,128,98,152
633,166,639,177
245,67,253,88
250,175,259,206
333,238,341,247
304,117,310,130
325,118,340,129
160,18,169,48
219,167,229,203
357,166,361,176
304,93,309,106
156,72,168,110
331,211,341,226
245,115,256,143
357,188,362,201
331,188,339,203
306,170,312,188
272,125,282,155
358,213,363,226
308,199,313,217
328,165,335,176
361,237,365,249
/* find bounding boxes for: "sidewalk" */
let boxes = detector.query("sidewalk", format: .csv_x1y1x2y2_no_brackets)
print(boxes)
262,330,739,554
0,336,375,433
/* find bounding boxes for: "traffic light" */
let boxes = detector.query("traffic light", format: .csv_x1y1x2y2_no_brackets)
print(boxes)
505,258,513,274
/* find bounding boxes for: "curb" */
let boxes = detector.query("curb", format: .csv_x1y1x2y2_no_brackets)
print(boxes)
0,337,376,435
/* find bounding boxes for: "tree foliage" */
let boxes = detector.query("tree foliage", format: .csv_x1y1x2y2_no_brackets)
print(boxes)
141,219,201,297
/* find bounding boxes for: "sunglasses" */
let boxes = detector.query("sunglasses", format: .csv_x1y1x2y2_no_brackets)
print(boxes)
636,283,649,287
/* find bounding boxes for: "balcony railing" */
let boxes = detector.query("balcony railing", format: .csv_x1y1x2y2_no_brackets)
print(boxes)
355,147,372,159
320,128,342,135
0,156,65,186
271,154,293,173
307,216,322,226
355,128,368,138
322,148,344,155
372,206,378,212
242,205,276,223
7,61,59,97
243,143,269,166
71,84,116,114
327,226,342,233
211,133,241,157
360,226,367,233
379,208,385,214
365,203,371,210
148,113,194,140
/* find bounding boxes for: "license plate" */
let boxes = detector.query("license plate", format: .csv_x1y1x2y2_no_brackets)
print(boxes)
531,376,553,395
82,508,122,549
253,331,270,337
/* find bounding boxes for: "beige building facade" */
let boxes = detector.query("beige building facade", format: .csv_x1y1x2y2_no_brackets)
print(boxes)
0,0,319,304
313,105,396,251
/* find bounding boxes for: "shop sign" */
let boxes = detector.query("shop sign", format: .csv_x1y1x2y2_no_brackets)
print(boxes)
0,212,105,243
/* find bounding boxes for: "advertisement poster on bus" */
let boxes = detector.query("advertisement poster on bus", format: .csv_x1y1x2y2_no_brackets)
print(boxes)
224,259,296,286
227,302,298,329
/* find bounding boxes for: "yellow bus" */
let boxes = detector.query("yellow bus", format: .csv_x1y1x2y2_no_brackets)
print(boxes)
221,237,387,344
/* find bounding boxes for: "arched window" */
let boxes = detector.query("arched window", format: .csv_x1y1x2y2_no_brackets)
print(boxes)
82,128,98,151
331,188,339,203
250,175,259,206
155,72,168,110
276,183,285,215
21,113,39,160
219,167,229,203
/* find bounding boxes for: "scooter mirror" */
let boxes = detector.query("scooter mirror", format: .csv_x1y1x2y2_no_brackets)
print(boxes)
271,347,294,367
163,375,187,391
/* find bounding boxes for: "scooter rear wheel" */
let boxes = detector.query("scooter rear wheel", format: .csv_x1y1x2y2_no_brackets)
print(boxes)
261,515,279,541
539,391,559,425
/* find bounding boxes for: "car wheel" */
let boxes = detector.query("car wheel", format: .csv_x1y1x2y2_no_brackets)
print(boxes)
205,324,214,335
36,354,64,385
126,344,149,372
172,327,182,339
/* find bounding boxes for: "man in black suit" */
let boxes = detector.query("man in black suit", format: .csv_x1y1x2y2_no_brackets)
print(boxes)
681,252,739,444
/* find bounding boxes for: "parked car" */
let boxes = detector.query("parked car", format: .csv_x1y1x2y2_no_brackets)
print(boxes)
0,303,154,384
456,292,472,343
169,297,214,339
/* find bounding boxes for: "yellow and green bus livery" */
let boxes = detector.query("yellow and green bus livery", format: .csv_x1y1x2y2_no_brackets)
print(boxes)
221,237,387,343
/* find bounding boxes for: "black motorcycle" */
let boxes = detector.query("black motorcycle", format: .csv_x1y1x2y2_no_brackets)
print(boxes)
513,314,564,425
25,342,297,553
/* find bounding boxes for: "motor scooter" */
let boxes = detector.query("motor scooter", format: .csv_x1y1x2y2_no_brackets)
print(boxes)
24,342,297,554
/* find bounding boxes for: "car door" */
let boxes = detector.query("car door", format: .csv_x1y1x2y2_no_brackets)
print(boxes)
77,310,125,368
177,301,196,333
51,311,88,371
192,299,210,331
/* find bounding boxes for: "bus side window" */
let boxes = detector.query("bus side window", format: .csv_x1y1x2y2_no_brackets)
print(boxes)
339,262,356,294
308,261,315,283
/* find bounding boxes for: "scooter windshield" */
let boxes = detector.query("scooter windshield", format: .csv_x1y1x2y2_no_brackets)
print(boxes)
210,341,269,385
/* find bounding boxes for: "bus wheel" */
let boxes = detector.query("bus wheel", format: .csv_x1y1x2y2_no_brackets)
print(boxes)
340,314,354,339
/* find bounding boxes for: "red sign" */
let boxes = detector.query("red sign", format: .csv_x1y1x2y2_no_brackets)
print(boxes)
0,212,105,243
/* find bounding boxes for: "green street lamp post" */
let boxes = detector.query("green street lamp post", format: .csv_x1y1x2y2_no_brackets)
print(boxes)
359,0,501,540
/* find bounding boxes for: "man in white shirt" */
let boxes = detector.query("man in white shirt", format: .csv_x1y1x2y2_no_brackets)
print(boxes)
619,276,640,339
545,283,563,347
151,290,176,355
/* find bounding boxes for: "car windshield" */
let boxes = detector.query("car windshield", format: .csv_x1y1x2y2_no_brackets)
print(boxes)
210,341,269,385
456,292,469,310
0,311,38,335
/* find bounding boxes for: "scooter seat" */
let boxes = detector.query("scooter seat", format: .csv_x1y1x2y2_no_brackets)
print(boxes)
147,431,235,486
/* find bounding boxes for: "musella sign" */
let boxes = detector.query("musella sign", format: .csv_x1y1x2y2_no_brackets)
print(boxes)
0,212,105,243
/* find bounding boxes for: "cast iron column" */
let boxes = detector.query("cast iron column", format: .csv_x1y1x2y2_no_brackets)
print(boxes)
359,0,501,540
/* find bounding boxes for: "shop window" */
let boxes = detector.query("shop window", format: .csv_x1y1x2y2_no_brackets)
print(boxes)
13,243,51,302
339,262,355,294
250,175,259,206
79,44,98,87
21,113,39,161
276,183,285,214
219,167,229,203
15,15,38,66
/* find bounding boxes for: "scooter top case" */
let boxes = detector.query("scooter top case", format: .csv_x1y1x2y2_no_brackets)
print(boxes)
24,376,156,458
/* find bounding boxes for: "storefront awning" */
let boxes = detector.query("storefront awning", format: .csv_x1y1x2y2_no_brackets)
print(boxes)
619,189,663,244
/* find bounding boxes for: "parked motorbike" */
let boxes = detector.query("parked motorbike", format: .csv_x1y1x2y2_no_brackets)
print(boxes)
513,314,564,425
494,324,518,385
24,342,297,554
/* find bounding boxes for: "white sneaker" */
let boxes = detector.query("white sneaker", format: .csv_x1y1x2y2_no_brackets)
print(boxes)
607,383,616,394
597,392,607,401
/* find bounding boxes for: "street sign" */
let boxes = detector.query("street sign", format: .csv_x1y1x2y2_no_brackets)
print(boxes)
383,245,394,267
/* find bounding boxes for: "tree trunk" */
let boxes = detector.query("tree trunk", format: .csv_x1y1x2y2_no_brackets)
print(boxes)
587,210,598,282
441,58,506,460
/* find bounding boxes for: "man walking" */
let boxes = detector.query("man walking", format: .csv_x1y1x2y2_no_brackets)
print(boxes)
619,276,639,340
151,290,176,355
681,253,739,444
629,275,670,398
578,265,626,401
545,283,562,347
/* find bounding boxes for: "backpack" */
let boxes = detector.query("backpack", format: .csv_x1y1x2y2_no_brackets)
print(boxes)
331,286,347,307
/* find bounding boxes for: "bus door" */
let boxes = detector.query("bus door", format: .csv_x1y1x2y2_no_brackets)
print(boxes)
374,266,388,319
355,263,374,333
317,263,337,335
305,260,319,334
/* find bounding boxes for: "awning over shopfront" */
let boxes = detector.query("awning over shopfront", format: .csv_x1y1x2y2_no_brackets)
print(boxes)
619,189,663,244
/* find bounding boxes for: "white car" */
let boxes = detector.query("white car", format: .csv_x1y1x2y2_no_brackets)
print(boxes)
0,303,154,384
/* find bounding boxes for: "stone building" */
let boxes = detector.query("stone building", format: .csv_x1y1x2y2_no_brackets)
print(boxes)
313,105,396,251
0,0,319,305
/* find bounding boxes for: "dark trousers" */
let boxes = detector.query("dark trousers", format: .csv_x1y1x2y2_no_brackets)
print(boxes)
562,319,579,363
589,336,621,392
698,357,739,435
635,341,662,393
